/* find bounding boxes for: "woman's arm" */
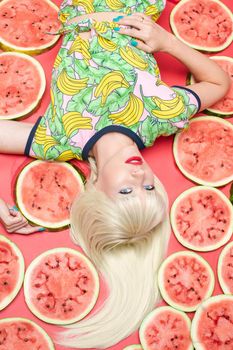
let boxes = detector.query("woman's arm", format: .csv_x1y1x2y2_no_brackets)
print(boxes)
117,14,231,111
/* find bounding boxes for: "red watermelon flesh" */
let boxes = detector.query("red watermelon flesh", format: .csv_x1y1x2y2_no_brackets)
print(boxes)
218,242,233,294
19,162,82,224
172,0,232,49
0,237,24,310
175,189,232,250
0,318,54,349
0,53,45,118
24,249,99,324
0,0,60,50
140,307,192,350
209,59,233,114
161,254,213,310
192,296,233,350
175,118,233,184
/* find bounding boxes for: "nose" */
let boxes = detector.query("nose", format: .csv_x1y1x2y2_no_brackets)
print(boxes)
131,168,145,178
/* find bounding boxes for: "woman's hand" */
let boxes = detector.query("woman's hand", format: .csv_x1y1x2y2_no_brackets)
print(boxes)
115,14,173,53
0,199,45,234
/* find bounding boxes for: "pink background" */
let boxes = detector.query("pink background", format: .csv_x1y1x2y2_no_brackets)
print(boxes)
0,0,232,349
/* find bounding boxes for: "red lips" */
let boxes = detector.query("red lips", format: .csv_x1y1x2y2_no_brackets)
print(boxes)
125,157,143,165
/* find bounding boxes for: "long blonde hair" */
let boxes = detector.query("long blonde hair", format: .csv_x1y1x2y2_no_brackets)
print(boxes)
55,157,171,348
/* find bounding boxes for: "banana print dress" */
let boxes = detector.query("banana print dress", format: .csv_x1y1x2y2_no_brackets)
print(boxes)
25,0,201,161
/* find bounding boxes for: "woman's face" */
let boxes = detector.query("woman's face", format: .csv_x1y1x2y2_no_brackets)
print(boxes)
95,145,155,200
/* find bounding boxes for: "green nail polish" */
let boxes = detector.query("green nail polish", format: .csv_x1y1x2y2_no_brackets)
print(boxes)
38,228,46,232
113,15,124,22
131,40,138,47
12,205,19,211
114,27,120,31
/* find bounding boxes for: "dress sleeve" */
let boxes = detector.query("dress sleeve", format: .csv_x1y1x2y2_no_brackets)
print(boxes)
172,85,201,116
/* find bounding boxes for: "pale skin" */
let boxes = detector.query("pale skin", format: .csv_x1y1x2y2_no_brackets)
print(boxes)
0,13,230,233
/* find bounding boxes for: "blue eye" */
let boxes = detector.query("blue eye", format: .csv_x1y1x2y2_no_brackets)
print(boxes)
144,185,155,191
119,188,133,194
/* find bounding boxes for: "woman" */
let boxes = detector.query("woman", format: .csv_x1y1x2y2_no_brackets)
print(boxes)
0,0,230,347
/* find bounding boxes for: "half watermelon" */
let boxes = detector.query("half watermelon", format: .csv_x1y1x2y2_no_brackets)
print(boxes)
0,0,61,55
170,0,233,52
0,52,46,120
15,160,85,230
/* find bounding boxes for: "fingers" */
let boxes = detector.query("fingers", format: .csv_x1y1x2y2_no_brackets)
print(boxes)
15,225,46,235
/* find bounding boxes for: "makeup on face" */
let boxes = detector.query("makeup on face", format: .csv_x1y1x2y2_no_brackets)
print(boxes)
125,156,143,165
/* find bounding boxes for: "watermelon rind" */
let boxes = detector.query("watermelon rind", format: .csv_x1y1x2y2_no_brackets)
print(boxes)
191,294,233,350
170,0,233,52
0,234,25,311
0,317,55,349
173,116,233,187
24,247,100,325
123,345,143,350
157,251,215,312
170,186,233,251
217,241,233,294
15,160,85,230
0,52,46,120
188,56,233,117
0,0,60,55
139,306,193,350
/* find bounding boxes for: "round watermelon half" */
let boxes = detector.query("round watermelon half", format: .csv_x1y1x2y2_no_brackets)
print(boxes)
188,56,233,117
0,317,55,349
0,0,61,55
218,241,233,294
158,251,215,312
15,160,85,230
0,234,24,311
170,186,233,252
191,294,233,350
0,52,46,120
173,116,233,187
170,0,233,52
123,346,143,350
139,306,193,350
24,247,99,325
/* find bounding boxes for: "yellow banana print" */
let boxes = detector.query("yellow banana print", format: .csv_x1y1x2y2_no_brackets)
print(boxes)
34,125,47,145
72,0,94,13
97,36,117,52
58,12,70,23
152,95,185,119
145,5,160,21
119,47,148,70
57,70,89,95
53,55,62,69
105,0,124,11
62,112,92,137
56,150,82,161
68,36,91,62
92,20,108,34
109,93,144,126
95,71,130,105
44,137,58,157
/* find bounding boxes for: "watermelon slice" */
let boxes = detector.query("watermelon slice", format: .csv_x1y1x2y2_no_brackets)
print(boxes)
173,116,233,187
123,346,143,350
139,306,193,350
0,0,61,55
0,234,24,311
0,52,46,120
15,160,85,230
158,251,215,312
191,294,233,350
189,56,233,117
170,186,233,251
218,241,233,294
170,0,233,52
24,248,99,325
0,317,55,349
